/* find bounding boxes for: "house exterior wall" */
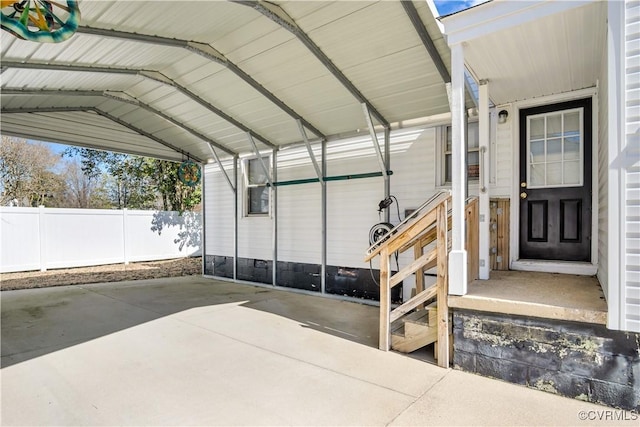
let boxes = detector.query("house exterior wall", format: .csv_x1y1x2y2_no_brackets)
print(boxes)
623,0,640,332
203,127,440,301
491,107,514,198
605,0,640,333
203,162,235,258
598,39,610,300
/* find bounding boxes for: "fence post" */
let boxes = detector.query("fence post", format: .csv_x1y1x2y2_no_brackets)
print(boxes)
123,208,129,265
38,205,47,272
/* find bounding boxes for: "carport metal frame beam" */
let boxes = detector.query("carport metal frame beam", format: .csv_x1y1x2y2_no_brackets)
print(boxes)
233,0,390,128
401,1,451,84
1,61,277,149
0,106,203,163
76,26,326,139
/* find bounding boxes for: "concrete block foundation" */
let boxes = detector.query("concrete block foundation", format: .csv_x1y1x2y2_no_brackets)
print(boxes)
453,310,640,411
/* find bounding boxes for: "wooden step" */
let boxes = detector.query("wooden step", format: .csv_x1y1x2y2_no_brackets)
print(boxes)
391,323,437,353
390,304,438,353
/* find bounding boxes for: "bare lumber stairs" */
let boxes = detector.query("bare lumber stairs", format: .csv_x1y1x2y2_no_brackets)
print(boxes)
390,302,437,353
364,191,479,368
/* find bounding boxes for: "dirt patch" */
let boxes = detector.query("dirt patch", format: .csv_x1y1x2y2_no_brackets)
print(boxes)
0,257,202,291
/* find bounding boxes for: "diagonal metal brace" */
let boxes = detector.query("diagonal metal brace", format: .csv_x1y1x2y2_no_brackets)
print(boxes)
362,103,388,176
247,133,273,187
297,120,323,185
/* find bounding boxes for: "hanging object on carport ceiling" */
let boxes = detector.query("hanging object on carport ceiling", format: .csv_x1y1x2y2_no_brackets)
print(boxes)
178,161,201,187
1,0,79,43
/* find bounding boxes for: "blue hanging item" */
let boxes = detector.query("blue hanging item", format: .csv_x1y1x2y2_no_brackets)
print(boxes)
1,0,80,43
178,161,201,187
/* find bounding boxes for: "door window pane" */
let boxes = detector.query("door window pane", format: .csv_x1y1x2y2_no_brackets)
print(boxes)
564,161,580,185
530,140,545,163
547,162,563,185
547,138,562,162
530,118,545,140
531,164,545,186
527,108,583,188
564,112,580,135
564,137,580,160
546,114,562,138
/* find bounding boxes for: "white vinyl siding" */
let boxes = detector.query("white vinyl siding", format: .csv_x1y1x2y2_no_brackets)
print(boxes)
205,127,438,273
624,0,640,331
277,158,322,265
597,39,609,298
492,106,513,197
204,163,235,257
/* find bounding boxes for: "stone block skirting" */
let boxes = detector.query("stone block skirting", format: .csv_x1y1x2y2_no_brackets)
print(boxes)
453,309,640,411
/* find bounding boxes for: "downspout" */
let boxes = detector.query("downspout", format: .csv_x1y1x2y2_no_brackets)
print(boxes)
384,127,391,224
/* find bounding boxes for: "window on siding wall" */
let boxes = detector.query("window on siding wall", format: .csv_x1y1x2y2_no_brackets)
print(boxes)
245,157,270,215
443,121,480,184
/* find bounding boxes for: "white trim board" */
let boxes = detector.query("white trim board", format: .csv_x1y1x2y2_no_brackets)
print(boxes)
511,260,597,276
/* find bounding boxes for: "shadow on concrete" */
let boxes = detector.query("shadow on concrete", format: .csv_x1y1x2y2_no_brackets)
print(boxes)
1,276,381,368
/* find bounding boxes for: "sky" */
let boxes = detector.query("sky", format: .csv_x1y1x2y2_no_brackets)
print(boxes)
433,0,487,16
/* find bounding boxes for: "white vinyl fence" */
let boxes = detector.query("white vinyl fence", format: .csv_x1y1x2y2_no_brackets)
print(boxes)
0,207,201,273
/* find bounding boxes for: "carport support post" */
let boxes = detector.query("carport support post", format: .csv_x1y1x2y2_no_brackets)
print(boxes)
449,43,468,295
234,156,239,281
272,148,278,286
321,139,327,294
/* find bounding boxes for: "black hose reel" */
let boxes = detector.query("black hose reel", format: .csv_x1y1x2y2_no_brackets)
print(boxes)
369,222,394,246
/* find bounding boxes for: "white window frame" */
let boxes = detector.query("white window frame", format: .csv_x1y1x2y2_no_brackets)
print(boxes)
439,120,480,186
243,156,271,217
525,107,584,189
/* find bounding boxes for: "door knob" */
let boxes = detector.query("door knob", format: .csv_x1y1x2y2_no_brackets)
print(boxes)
520,192,527,199
521,182,527,188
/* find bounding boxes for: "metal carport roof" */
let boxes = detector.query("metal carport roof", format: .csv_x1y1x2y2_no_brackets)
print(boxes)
1,0,463,163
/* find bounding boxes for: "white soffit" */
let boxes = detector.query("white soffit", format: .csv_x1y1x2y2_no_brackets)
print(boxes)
1,0,453,161
441,0,606,105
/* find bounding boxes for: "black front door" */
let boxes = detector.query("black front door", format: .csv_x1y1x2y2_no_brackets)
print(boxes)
519,98,592,262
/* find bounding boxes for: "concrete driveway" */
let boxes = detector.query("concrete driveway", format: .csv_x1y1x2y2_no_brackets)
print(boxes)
1,276,634,426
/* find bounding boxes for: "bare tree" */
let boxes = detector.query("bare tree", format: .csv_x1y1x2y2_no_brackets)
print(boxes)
0,136,64,206
62,160,110,208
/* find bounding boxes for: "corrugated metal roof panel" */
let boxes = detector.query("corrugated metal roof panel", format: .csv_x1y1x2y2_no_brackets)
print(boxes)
2,1,456,159
1,111,183,161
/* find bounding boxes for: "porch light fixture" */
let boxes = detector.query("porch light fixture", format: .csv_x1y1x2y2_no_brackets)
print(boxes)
498,109,509,124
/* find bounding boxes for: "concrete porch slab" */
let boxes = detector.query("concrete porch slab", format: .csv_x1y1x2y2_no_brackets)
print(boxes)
449,270,607,324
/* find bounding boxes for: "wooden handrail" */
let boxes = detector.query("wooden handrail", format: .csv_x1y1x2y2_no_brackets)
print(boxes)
366,191,479,369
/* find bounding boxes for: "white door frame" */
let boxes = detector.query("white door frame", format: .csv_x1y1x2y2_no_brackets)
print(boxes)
509,87,599,275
